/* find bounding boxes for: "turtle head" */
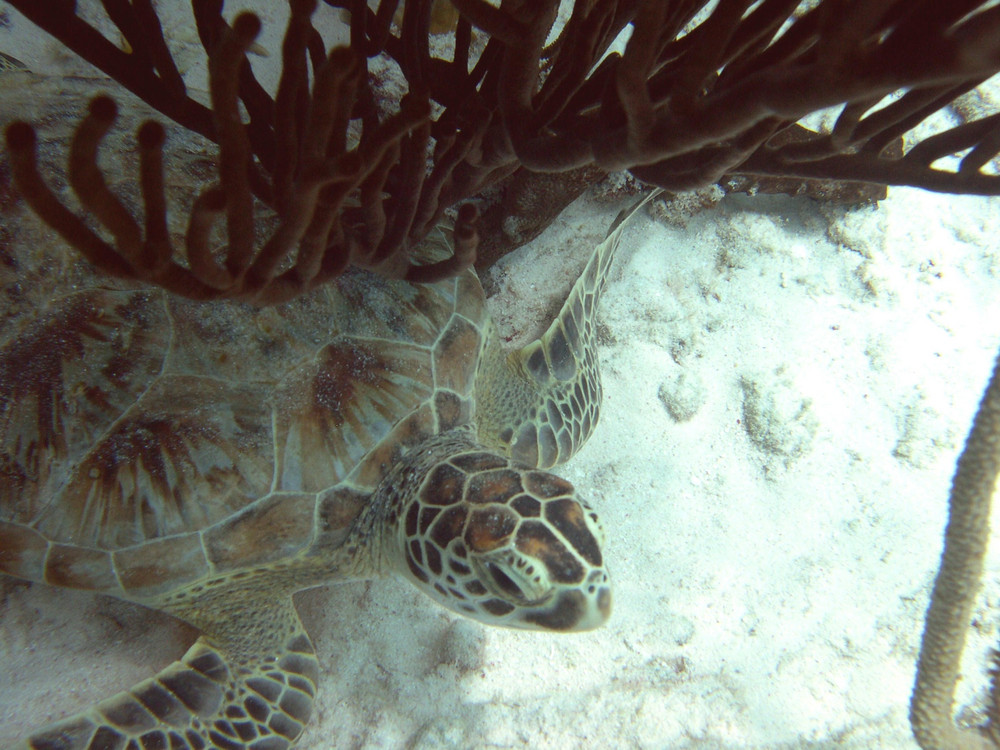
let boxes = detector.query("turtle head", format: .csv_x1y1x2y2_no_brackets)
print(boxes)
389,446,611,631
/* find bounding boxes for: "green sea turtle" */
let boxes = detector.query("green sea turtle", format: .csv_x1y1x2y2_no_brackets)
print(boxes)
0,95,648,748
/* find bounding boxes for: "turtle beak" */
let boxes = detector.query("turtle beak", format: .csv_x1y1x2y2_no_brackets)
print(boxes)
514,570,612,632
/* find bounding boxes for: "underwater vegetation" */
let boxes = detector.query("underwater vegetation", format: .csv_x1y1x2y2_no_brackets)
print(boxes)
911,353,1000,749
1,1,1000,748
6,0,1000,302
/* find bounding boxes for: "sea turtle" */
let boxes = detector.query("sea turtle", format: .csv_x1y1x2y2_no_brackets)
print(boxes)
0,88,647,750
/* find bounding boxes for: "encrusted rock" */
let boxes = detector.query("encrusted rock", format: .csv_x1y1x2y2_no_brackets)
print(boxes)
740,369,818,472
658,371,707,422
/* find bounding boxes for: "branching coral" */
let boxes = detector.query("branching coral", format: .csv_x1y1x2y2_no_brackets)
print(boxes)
5,1,479,303
5,0,1000,302
911,350,1000,750
440,0,1000,194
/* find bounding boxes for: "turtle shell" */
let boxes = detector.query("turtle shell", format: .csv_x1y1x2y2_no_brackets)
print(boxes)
0,77,490,601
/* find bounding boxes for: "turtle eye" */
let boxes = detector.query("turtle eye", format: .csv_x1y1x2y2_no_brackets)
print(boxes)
473,553,551,604
484,561,529,601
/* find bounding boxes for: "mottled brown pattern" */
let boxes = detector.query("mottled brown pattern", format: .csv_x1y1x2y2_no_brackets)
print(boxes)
523,471,574,499
350,404,437,490
337,271,457,346
466,469,523,505
545,498,602,567
162,291,338,384
0,56,622,750
515,521,584,584
0,452,28,519
273,338,433,493
433,317,480,394
433,390,469,432
113,532,209,597
398,282,459,345
428,506,468,549
464,507,518,552
205,493,315,570
34,377,273,550
313,342,383,418
420,463,466,507
0,290,168,523
44,543,118,590
315,487,368,542
0,519,47,580
350,405,437,491
1,294,115,454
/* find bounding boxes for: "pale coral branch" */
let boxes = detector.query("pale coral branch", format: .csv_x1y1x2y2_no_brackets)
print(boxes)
910,348,1000,749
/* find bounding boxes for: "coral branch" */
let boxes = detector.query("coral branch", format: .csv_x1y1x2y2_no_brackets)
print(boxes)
4,122,136,280
910,349,1000,750
67,97,145,263
5,0,1000,300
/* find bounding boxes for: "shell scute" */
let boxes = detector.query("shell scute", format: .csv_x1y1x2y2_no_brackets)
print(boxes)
464,506,518,552
204,493,316,571
44,543,118,591
334,271,459,346
515,521,585,584
434,390,472,432
454,271,488,326
0,519,47,581
162,292,334,383
523,471,575,499
113,532,210,597
433,316,481,395
33,376,274,550
420,464,466,507
349,402,439,491
0,289,168,525
545,498,602,567
428,506,468,549
272,337,435,493
316,487,368,541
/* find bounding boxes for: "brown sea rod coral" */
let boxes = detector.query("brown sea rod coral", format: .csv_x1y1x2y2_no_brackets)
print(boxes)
4,0,1000,303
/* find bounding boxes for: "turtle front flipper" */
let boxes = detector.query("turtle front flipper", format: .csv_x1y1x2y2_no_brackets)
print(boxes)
23,597,317,750
475,191,660,468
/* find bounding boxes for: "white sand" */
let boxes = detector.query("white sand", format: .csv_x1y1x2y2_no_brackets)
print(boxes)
2,3,1000,748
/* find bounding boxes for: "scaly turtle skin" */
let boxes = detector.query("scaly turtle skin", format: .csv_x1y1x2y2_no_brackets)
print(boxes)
0,84,646,750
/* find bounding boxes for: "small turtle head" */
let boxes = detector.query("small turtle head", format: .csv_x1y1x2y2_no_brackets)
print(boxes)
392,447,611,631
